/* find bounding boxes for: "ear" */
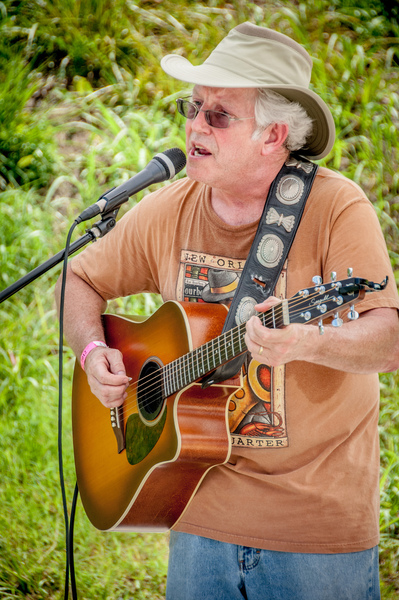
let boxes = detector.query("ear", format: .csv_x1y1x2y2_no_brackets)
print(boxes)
260,123,289,156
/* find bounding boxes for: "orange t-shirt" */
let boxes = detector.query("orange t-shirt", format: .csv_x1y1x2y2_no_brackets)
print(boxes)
71,167,399,553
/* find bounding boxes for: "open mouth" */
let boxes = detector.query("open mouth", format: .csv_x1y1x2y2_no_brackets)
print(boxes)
190,145,212,157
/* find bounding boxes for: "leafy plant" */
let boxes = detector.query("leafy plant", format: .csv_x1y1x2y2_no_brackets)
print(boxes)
0,53,56,188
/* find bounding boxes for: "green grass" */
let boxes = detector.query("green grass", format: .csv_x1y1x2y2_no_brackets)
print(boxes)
0,0,399,597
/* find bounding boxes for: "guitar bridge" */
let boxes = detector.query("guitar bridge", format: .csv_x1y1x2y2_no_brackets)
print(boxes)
110,406,126,453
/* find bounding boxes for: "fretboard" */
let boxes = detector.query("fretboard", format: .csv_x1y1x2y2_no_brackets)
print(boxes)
160,274,386,398
162,303,286,397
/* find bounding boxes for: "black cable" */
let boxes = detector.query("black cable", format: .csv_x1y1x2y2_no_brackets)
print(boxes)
58,220,78,599
69,483,79,600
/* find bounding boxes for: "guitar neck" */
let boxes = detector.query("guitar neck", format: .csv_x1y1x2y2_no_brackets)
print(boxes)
163,303,286,396
162,275,388,397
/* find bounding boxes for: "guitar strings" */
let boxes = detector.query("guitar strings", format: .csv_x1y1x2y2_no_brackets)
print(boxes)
115,287,345,415
120,287,342,413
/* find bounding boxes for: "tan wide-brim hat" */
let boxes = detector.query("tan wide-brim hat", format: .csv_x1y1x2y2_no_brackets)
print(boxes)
161,23,335,160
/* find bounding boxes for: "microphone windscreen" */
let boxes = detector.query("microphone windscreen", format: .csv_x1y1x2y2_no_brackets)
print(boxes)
154,148,186,179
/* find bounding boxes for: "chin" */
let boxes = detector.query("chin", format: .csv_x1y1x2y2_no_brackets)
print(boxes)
186,165,213,186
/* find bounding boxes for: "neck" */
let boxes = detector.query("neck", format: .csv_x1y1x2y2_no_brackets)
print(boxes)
210,190,265,226
210,155,287,226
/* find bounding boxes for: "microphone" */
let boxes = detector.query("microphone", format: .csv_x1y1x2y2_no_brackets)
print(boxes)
76,147,186,223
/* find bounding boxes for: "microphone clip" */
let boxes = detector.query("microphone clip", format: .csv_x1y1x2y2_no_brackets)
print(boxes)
86,207,120,241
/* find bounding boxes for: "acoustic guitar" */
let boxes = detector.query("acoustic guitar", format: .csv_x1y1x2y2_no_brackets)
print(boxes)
72,274,386,532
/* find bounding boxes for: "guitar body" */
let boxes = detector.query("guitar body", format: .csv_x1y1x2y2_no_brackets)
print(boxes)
72,301,237,532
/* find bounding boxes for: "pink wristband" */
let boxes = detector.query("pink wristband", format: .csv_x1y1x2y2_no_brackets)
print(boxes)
80,340,108,371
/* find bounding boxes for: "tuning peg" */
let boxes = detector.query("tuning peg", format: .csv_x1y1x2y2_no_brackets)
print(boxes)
332,312,343,327
330,271,342,289
348,305,359,321
318,319,325,335
312,275,325,293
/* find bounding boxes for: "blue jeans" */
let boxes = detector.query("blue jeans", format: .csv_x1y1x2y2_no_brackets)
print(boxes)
166,532,380,600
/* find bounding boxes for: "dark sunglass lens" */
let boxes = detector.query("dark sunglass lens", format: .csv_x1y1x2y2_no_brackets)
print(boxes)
208,111,229,128
185,102,198,119
177,99,198,119
177,100,230,127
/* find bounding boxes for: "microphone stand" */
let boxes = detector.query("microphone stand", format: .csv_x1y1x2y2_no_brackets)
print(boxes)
0,208,119,304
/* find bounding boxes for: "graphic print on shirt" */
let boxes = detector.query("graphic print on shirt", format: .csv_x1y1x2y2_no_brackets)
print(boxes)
176,249,288,449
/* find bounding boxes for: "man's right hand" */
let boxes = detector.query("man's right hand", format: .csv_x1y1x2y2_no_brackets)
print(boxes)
83,346,130,408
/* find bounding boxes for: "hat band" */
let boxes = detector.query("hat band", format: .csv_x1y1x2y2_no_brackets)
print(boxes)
211,281,238,294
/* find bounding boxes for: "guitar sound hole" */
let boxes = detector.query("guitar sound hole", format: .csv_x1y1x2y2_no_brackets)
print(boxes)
138,360,164,422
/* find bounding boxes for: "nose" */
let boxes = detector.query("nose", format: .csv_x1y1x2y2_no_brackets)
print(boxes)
188,107,212,134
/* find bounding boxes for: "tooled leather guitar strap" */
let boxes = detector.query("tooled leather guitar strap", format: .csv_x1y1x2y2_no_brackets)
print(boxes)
202,154,318,387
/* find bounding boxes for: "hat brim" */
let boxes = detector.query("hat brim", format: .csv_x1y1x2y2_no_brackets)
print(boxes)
201,287,236,302
161,54,335,160
271,87,335,160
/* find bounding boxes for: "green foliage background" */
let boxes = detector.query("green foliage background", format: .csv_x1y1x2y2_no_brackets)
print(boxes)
0,0,398,598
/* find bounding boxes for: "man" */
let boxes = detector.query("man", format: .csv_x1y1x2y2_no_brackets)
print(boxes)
56,23,399,600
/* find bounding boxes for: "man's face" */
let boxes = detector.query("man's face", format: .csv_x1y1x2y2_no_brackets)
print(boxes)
185,86,264,193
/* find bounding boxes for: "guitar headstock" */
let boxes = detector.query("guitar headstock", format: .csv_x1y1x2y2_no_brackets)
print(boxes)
289,270,388,333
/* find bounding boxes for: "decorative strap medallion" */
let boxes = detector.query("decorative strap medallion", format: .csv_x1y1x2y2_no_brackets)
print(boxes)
266,207,295,233
285,156,314,173
235,296,257,326
257,234,284,268
276,174,304,205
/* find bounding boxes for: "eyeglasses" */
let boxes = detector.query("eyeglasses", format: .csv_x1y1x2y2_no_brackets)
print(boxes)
176,98,254,129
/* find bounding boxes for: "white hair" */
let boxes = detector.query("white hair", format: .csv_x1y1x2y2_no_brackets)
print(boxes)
253,88,313,152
